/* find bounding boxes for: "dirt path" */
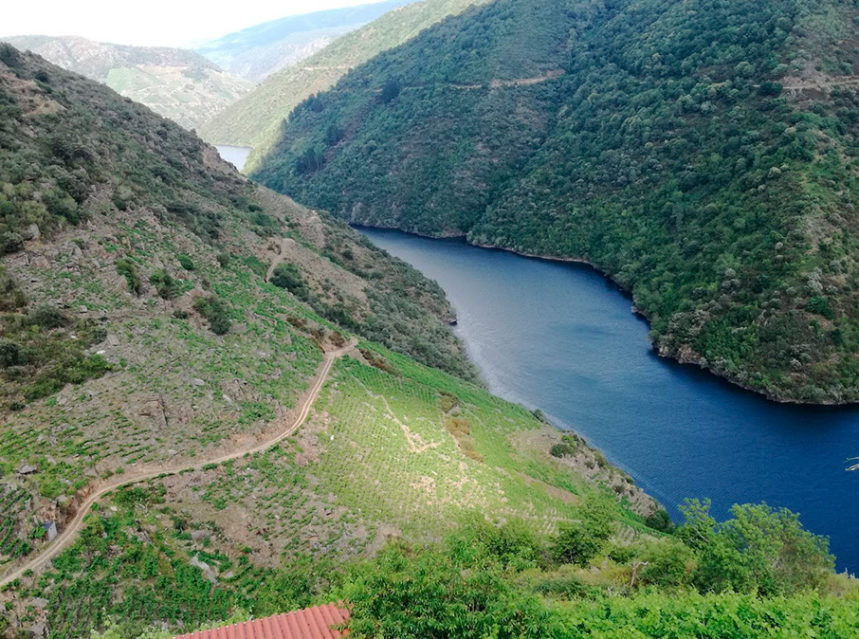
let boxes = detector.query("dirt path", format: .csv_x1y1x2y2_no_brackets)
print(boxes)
0,338,356,587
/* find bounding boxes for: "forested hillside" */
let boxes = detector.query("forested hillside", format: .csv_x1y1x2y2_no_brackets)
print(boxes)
199,0,495,171
258,0,859,404
2,36,250,130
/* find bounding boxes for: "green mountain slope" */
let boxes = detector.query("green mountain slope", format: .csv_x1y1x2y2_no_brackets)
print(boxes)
194,0,419,81
198,0,495,171
0,43,854,639
2,35,250,130
0,40,477,580
0,45,685,637
256,0,859,404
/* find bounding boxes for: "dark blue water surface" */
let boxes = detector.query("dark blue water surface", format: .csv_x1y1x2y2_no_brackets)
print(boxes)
360,227,859,572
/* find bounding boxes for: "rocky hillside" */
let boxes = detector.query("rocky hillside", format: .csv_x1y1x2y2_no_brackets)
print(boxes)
194,0,419,81
0,45,681,637
256,0,859,404
199,0,495,171
2,36,249,130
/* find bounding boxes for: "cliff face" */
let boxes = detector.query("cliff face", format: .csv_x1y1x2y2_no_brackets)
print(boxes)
255,0,859,404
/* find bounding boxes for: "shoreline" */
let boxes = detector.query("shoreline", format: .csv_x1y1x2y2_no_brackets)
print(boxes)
353,223,854,408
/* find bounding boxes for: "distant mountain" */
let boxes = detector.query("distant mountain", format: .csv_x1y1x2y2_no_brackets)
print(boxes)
199,0,494,171
257,0,859,404
194,0,420,81
2,35,250,130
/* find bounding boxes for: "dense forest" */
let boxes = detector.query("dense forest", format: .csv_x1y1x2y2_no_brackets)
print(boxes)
258,0,859,403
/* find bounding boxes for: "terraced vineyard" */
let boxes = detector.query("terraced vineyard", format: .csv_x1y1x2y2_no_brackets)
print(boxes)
154,342,656,564
0,339,659,637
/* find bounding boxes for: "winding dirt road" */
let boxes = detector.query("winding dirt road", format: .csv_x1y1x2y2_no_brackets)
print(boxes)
0,338,355,587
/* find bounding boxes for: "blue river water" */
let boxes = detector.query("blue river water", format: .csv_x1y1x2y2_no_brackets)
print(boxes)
360,227,859,572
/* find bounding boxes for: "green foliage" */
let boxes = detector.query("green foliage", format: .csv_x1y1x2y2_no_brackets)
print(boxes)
193,296,232,335
116,258,141,295
552,496,614,566
679,499,834,595
645,508,674,532
550,441,575,458
259,0,859,402
270,262,309,300
177,254,195,271
149,269,180,300
343,542,554,639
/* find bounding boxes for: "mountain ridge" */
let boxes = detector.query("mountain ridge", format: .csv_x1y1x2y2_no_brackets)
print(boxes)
194,0,420,81
199,0,495,171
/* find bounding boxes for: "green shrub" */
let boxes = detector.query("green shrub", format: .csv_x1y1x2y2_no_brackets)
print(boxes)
270,263,309,300
552,497,613,566
807,296,835,319
193,296,232,335
150,269,180,299
645,508,674,532
177,254,195,271
0,44,21,68
28,306,68,329
115,258,141,295
550,442,575,458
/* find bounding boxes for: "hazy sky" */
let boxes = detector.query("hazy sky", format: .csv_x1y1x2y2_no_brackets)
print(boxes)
1,0,380,48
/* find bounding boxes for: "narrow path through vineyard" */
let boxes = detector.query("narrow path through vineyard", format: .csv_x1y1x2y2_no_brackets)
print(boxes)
0,240,357,587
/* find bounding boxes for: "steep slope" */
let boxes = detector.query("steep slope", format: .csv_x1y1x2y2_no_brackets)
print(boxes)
0,44,852,639
0,41,480,577
194,0,419,81
0,46,675,638
199,0,494,171
257,0,859,404
1,35,250,130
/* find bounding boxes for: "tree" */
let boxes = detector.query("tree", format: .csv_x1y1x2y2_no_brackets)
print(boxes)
552,496,613,566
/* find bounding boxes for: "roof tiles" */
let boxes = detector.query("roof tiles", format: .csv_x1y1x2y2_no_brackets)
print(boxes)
171,604,350,639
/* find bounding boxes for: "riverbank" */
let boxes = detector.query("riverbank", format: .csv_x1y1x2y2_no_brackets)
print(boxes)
352,223,854,406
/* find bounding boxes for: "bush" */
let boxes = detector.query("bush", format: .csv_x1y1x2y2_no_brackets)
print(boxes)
150,269,180,299
28,306,68,329
807,296,834,319
270,263,309,300
645,508,674,532
0,341,22,367
177,254,195,271
115,258,141,295
552,497,613,566
193,296,232,335
679,500,834,595
550,442,575,458
0,44,21,68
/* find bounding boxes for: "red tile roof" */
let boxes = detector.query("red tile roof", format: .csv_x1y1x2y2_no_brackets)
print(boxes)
171,604,350,639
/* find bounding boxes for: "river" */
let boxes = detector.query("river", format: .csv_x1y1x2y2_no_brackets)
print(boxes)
216,145,252,171
359,227,859,572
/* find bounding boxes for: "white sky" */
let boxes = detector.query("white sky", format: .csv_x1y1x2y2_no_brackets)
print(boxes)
1,0,380,48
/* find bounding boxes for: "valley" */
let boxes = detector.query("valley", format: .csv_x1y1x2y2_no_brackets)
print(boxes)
2,0,859,635
261,0,859,404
